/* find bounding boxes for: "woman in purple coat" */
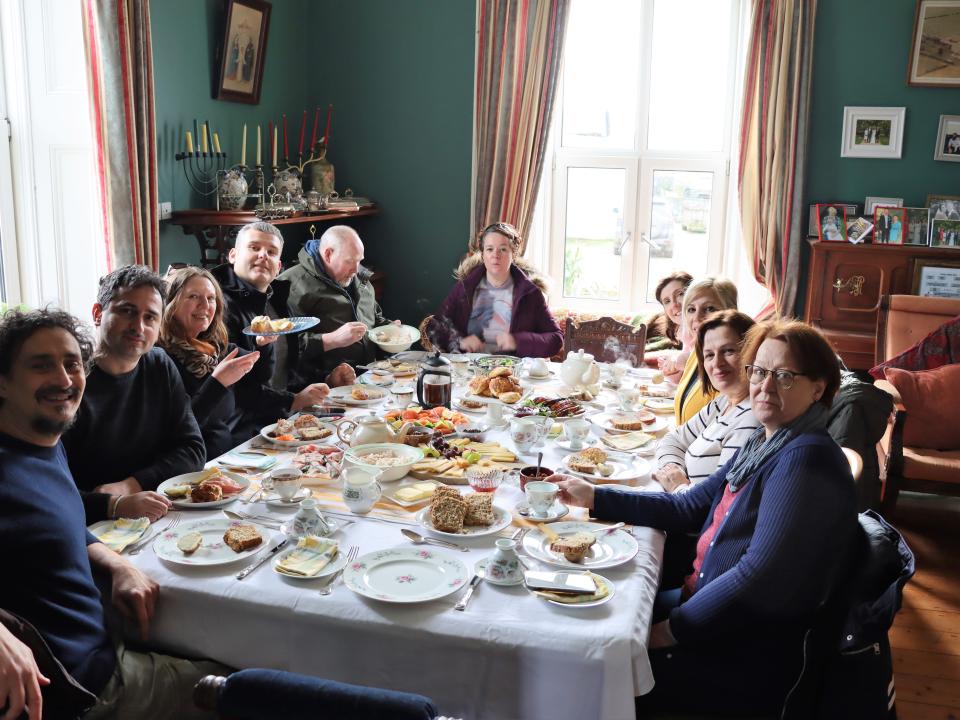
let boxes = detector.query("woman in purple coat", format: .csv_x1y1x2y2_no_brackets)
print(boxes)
424,222,562,358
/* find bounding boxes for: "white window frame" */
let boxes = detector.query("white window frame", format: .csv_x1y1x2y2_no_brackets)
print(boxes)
532,0,746,314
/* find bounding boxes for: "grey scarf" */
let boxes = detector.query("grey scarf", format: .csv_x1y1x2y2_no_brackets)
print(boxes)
725,402,829,492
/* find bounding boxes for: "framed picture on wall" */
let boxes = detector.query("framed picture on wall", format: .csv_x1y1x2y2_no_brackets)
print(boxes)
817,203,848,242
934,114,960,161
908,1,960,87
841,107,906,158
215,0,272,104
904,207,932,245
912,259,960,297
873,206,907,245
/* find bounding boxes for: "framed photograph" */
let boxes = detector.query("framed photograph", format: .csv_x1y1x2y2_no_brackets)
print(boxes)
904,207,932,245
215,0,271,105
808,202,858,237
847,217,874,244
908,1,960,87
931,218,960,247
873,207,908,245
912,259,960,298
840,107,906,158
817,203,848,243
934,114,960,161
928,194,960,221
864,196,904,215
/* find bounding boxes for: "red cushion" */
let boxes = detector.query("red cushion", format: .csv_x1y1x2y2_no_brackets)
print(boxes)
869,315,960,379
883,365,960,450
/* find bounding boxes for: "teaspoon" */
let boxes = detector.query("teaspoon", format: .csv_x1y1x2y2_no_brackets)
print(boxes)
401,528,469,552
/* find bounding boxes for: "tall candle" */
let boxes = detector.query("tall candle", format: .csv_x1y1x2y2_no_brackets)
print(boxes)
310,107,319,149
282,114,288,160
241,124,247,166
201,123,209,153
256,125,261,166
323,104,332,145
212,132,222,154
185,130,194,154
273,125,278,167
298,110,306,156
193,119,200,150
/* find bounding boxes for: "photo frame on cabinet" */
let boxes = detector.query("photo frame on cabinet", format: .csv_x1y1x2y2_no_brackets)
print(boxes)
912,259,960,298
215,0,271,104
809,203,858,237
904,207,932,245
928,195,960,221
934,114,960,161
930,219,960,248
817,203,848,242
841,107,906,158
873,207,908,245
864,196,904,215
908,1,960,87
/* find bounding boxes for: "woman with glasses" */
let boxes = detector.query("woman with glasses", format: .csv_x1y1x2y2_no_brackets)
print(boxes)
423,222,563,357
672,277,738,425
552,319,857,716
654,310,760,493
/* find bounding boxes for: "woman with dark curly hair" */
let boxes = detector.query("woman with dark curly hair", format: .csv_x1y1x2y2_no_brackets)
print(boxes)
423,222,563,358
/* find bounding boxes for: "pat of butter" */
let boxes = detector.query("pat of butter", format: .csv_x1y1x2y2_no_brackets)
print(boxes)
395,485,434,502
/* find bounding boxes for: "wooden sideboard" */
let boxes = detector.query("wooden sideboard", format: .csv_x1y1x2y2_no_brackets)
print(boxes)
803,240,960,369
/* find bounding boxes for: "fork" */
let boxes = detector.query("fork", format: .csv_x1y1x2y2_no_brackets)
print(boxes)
129,514,181,555
319,545,358,596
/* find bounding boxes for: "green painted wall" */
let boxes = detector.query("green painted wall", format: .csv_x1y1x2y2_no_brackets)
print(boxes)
153,0,310,270
800,0,960,314
304,0,475,323
153,0,475,324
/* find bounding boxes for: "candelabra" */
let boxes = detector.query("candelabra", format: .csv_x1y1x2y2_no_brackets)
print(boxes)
176,149,228,205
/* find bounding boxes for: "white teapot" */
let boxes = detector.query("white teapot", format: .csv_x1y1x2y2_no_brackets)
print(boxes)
337,414,397,446
559,349,600,388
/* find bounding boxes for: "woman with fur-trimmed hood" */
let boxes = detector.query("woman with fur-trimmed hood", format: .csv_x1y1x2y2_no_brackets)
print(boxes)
423,223,562,358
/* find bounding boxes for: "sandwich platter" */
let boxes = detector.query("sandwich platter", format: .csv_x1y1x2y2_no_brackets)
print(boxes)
343,547,470,604
415,505,513,538
242,316,319,336
561,455,651,483
157,470,250,509
521,521,639,570
154,518,272,567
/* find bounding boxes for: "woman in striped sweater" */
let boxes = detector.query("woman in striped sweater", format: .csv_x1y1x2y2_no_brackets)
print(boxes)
654,310,760,492
554,320,858,716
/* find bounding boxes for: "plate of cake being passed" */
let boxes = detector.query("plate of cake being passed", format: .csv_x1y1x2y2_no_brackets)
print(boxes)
242,316,319,336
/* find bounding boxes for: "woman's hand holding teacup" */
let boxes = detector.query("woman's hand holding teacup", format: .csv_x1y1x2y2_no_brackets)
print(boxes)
212,348,261,387
551,474,595,510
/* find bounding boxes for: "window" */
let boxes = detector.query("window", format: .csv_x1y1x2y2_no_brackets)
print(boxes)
529,0,745,313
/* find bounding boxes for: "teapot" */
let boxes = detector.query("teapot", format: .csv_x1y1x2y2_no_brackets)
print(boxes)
337,414,397,446
559,349,600,389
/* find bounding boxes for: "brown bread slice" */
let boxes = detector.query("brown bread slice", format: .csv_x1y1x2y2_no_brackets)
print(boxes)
223,524,263,553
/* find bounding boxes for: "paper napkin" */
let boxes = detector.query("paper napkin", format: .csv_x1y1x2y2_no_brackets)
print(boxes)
93,517,151,553
276,536,339,577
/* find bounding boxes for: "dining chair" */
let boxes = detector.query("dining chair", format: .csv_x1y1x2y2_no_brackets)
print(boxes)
563,316,647,367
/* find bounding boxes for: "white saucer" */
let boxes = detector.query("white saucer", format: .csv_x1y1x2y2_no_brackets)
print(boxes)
516,501,569,521
475,556,524,586
553,439,592,453
264,488,311,506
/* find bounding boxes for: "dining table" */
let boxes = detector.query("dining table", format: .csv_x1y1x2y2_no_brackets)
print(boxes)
124,358,674,720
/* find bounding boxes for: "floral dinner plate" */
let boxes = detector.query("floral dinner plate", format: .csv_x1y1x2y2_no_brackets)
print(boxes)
343,547,469,603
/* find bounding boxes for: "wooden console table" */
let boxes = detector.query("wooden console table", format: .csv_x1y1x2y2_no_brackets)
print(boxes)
170,206,380,267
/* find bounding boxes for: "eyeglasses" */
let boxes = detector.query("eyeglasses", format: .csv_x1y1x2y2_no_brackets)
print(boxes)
744,364,807,390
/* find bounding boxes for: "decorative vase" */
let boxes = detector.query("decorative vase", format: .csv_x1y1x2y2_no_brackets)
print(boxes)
217,168,248,211
274,168,303,201
306,144,335,196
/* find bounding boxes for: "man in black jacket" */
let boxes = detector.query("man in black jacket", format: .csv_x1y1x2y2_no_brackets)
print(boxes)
211,222,337,436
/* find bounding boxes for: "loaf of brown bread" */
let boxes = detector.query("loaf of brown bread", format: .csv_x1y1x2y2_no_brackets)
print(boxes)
430,495,467,533
463,493,495,526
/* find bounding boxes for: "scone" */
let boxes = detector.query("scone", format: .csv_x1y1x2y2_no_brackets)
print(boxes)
177,532,202,555
463,493,495,526
190,483,222,503
223,524,263,552
270,318,294,332
496,391,521,404
489,367,513,378
550,532,597,563
468,376,490,396
430,495,467,533
250,315,273,333
351,386,371,401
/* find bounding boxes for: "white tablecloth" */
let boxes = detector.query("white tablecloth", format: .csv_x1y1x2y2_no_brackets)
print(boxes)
130,366,668,720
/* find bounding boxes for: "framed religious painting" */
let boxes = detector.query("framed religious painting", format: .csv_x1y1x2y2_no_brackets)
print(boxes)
908,1,960,87
215,0,271,104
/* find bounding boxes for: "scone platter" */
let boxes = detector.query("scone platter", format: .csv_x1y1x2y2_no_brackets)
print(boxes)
242,315,320,336
463,366,528,405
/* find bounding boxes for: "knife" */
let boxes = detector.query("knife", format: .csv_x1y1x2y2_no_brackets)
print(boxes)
236,539,289,580
454,570,485,611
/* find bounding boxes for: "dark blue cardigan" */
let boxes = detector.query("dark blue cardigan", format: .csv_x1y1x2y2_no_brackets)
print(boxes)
595,431,858,647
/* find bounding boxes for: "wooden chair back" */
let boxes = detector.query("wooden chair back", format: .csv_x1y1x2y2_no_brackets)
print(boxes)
563,317,646,367
875,294,960,365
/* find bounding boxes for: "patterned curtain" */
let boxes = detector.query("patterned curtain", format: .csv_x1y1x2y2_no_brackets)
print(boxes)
82,0,159,271
738,0,816,317
473,0,570,253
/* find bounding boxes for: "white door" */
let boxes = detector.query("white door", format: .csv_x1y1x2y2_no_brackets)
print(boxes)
0,0,106,316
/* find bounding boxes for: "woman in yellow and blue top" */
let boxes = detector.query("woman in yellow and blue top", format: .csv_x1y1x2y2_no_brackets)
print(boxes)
673,277,738,425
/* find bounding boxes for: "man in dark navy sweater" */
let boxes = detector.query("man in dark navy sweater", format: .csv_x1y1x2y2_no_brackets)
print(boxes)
63,265,205,524
0,309,222,719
